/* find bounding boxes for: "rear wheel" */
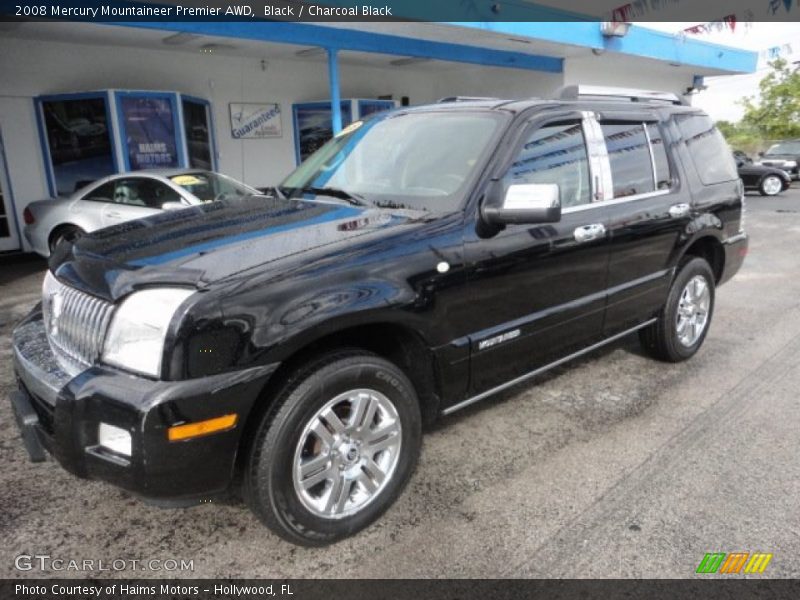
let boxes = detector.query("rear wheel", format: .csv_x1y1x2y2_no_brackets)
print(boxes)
759,174,784,196
243,350,421,546
48,225,84,253
639,257,715,362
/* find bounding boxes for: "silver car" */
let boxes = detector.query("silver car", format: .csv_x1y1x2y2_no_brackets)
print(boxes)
23,169,260,257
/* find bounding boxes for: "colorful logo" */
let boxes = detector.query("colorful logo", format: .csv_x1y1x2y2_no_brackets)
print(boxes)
696,552,773,574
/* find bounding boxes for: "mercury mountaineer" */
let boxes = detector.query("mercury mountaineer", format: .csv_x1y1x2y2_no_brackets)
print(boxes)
10,87,747,545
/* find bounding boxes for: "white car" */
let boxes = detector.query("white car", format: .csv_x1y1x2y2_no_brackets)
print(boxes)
23,169,260,257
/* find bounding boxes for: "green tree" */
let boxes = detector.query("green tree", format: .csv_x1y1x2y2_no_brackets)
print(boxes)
740,58,800,139
715,119,761,155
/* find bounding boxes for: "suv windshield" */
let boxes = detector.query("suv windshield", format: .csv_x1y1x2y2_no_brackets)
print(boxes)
280,111,503,212
169,172,256,202
765,142,800,155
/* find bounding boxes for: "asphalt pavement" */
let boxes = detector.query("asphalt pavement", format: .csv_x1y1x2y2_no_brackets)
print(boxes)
1,186,799,579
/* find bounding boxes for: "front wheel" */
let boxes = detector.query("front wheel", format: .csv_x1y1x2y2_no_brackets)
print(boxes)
759,174,784,196
640,257,715,362
243,350,421,546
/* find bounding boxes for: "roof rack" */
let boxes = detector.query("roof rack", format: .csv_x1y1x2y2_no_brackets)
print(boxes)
556,85,687,106
437,96,500,103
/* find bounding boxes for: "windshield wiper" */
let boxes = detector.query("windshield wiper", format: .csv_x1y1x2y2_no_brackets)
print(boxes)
298,186,368,207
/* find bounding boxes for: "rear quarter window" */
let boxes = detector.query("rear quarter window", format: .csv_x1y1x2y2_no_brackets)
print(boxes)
675,114,738,185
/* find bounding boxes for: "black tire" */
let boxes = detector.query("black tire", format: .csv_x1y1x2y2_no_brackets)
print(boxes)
759,174,784,196
49,225,83,253
639,257,715,362
243,350,422,546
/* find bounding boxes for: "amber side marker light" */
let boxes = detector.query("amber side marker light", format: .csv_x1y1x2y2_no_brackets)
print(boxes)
168,414,238,441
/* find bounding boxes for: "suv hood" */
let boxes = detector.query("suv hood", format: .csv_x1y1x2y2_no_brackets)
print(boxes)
50,195,423,301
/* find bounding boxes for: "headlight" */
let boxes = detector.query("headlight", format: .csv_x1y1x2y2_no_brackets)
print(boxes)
102,288,194,377
785,160,797,168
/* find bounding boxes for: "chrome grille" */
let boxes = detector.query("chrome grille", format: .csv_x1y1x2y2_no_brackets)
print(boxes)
42,271,114,376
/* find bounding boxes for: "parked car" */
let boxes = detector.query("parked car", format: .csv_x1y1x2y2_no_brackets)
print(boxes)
10,86,747,546
23,169,260,256
755,139,800,180
733,151,791,196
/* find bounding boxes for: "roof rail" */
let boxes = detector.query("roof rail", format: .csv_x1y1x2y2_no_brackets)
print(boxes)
437,96,500,103
556,85,687,105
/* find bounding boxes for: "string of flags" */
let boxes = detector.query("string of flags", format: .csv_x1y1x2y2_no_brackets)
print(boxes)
607,0,683,22
602,0,797,65
760,43,794,60
607,0,797,25
768,0,795,14
683,15,738,34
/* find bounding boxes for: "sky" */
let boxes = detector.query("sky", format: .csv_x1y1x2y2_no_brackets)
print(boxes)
641,22,800,122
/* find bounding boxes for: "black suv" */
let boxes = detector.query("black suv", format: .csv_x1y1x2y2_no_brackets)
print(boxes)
10,86,747,546
757,139,800,180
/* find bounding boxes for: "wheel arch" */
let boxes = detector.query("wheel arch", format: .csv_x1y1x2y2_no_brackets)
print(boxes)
680,234,725,284
232,321,441,489
47,222,85,249
249,321,442,432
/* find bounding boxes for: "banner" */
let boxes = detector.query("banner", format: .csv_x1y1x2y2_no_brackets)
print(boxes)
118,95,179,170
229,103,283,139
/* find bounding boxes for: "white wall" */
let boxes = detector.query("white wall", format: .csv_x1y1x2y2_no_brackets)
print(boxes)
563,53,695,95
0,34,694,253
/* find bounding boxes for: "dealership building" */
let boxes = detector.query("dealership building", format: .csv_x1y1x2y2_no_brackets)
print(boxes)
0,17,756,253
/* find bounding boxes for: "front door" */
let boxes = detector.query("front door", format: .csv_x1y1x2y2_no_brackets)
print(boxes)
0,125,21,252
463,115,611,395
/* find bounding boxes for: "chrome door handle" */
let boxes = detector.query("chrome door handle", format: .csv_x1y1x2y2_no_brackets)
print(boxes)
106,211,123,218
573,223,606,243
669,203,691,218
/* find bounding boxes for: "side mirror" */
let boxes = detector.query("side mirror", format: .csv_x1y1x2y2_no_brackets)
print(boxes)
482,182,561,225
758,151,764,158
161,201,186,211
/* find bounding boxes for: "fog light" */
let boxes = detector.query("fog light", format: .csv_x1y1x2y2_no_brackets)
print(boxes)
98,423,132,456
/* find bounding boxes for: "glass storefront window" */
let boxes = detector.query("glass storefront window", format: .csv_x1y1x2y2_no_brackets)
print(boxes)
182,99,213,170
41,96,115,196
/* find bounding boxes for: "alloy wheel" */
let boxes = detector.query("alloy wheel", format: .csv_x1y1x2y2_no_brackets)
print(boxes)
292,389,402,519
675,274,711,347
762,175,783,196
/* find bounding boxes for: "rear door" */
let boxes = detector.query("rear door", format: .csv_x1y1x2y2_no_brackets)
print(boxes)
598,113,692,335
464,113,612,394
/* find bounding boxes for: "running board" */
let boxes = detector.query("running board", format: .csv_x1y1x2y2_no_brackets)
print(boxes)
442,319,657,416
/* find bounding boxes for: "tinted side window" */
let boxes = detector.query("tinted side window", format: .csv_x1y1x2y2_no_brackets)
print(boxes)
503,121,591,208
646,123,672,190
112,179,182,209
675,114,738,184
601,122,654,198
83,182,115,203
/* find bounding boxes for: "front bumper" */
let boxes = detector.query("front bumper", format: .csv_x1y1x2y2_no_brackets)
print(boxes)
10,309,278,501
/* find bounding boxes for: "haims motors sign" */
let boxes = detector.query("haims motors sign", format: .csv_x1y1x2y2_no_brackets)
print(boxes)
229,103,282,139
